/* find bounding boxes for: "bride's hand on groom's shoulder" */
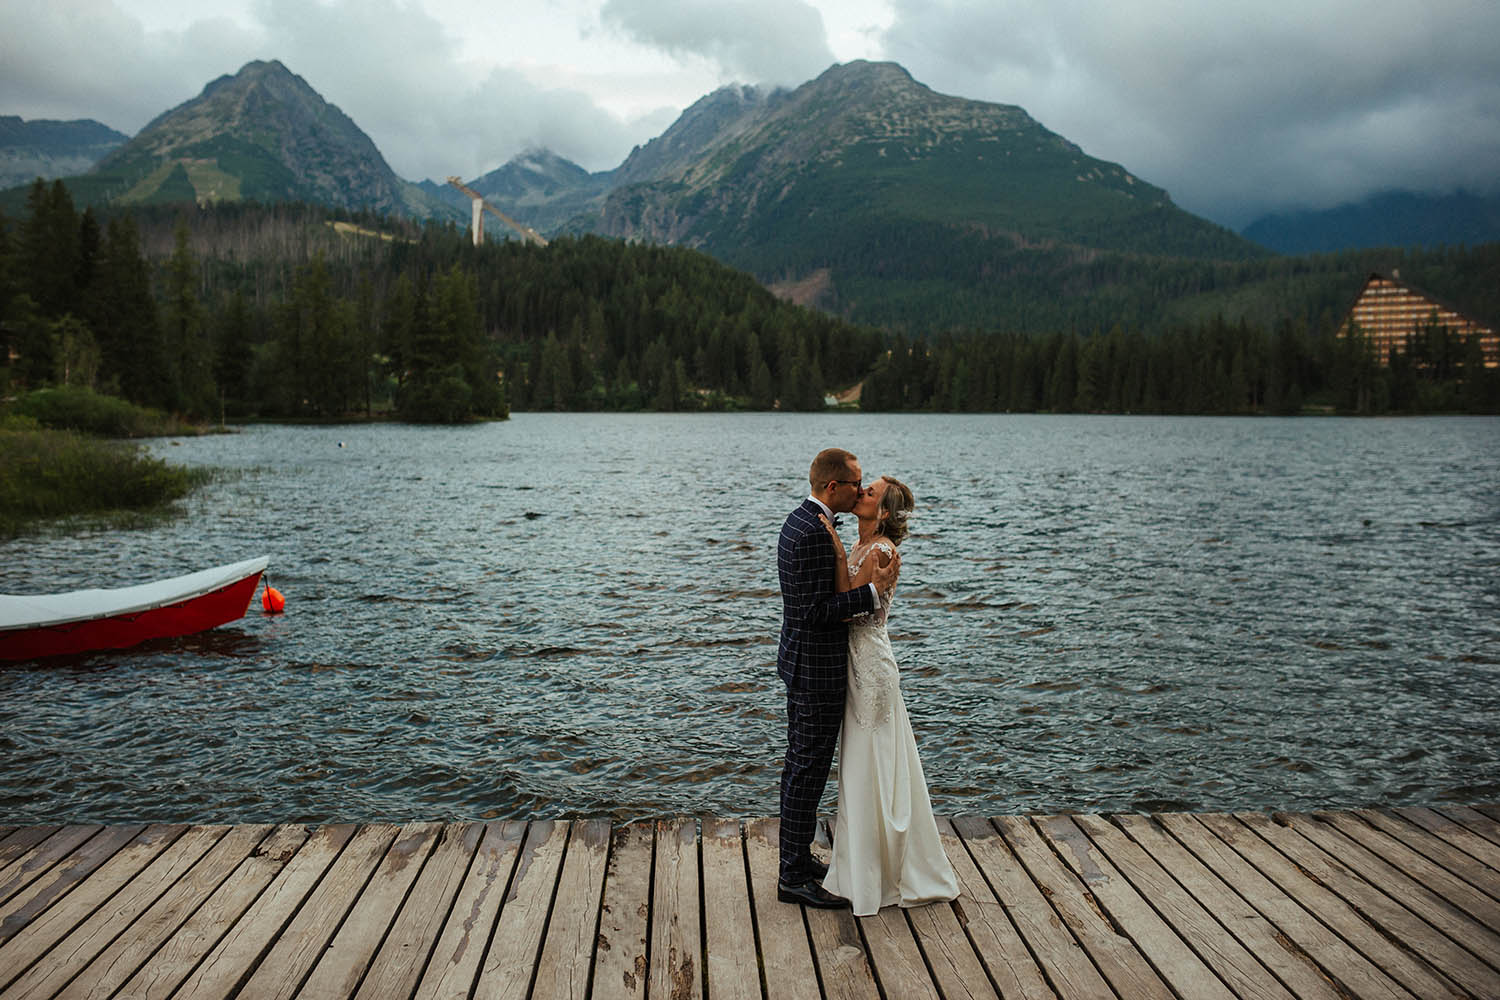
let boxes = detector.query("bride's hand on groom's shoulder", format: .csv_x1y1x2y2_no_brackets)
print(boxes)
818,514,846,556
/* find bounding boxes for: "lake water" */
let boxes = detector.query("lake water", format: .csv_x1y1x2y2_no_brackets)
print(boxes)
2,413,1498,825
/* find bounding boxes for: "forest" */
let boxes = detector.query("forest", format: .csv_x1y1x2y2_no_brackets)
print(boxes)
1,179,1496,420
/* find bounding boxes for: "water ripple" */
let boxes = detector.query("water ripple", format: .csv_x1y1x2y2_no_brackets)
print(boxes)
2,413,1498,824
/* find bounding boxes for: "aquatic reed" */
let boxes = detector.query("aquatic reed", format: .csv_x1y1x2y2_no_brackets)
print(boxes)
0,426,209,537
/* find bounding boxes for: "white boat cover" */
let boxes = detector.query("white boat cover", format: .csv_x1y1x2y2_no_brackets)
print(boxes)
0,556,269,632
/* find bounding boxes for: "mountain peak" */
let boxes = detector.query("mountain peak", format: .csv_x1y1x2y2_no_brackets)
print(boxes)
90,59,444,216
198,59,300,101
814,60,917,89
593,58,1254,275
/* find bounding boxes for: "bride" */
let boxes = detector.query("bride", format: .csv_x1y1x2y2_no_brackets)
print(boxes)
818,475,960,916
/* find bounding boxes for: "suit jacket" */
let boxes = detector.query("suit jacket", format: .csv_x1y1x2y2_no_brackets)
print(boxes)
777,499,877,691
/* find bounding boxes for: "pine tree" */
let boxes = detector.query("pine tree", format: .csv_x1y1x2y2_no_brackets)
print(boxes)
214,290,254,418
92,216,168,407
21,179,79,318
163,222,214,416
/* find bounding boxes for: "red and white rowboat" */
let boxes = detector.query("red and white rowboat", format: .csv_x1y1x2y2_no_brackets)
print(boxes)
0,556,269,661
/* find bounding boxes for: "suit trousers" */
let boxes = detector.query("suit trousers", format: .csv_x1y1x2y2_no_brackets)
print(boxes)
779,685,846,881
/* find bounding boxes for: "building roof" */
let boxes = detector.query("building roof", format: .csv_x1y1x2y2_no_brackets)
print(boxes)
1346,270,1496,333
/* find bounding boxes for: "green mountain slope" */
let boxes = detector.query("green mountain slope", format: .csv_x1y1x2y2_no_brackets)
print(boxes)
40,61,453,218
1242,190,1500,254
579,61,1267,331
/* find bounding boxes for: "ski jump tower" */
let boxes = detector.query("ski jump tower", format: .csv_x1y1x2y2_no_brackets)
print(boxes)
446,177,548,248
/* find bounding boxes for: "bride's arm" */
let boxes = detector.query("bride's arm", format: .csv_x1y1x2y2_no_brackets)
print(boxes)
862,541,897,596
818,517,894,592
817,515,856,592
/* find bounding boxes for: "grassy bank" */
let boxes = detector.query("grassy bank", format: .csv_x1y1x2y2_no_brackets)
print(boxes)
1,388,213,537
10,386,201,437
0,426,210,537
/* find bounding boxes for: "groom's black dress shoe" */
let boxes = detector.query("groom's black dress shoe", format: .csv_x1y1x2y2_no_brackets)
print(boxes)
805,858,829,881
778,878,850,909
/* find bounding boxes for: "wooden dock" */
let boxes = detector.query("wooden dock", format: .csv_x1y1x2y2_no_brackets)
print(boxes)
1,806,1498,999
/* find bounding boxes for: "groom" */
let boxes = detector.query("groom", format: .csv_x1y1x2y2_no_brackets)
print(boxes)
776,448,897,908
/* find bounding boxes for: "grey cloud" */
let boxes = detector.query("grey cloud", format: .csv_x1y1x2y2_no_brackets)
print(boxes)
880,0,1500,226
236,0,669,178
0,4,261,134
0,0,668,185
460,68,673,177
601,0,835,87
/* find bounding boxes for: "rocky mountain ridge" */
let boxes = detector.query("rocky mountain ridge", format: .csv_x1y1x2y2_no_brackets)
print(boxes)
0,116,127,191
84,60,449,217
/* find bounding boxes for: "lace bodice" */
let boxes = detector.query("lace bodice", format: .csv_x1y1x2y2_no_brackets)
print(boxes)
845,537,899,729
847,538,897,628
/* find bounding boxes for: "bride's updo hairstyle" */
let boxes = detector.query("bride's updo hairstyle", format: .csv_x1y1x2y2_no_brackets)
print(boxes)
877,476,915,545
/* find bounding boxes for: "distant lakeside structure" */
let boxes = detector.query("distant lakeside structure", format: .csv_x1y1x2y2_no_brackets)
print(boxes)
1339,271,1499,369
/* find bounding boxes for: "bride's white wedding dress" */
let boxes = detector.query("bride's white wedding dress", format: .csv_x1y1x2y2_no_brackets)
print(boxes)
823,538,960,916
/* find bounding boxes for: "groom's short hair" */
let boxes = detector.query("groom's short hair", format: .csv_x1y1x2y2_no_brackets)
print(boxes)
809,448,857,491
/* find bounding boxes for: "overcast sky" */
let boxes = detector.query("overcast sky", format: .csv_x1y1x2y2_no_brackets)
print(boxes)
3,0,1497,228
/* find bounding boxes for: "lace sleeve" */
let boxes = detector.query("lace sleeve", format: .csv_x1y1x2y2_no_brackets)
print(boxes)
848,539,897,626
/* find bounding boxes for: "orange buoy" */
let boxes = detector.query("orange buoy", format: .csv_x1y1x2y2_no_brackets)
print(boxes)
262,582,285,614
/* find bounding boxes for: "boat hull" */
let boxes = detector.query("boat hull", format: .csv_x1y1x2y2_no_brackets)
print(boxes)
0,569,264,661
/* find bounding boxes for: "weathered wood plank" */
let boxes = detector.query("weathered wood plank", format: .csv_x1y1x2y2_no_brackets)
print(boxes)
1196,812,1461,999
1395,806,1500,873
0,825,148,948
172,823,356,1000
52,824,272,1000
1331,810,1500,921
592,822,653,1000
0,808,1495,1000
0,831,59,875
995,814,1175,1000
805,819,880,1000
1,824,224,1000
354,822,483,1000
804,904,878,1000
952,815,1110,1000
904,895,999,1000
231,823,400,1000
533,819,612,1000
471,819,569,1000
0,827,103,910
1039,813,1237,1000
1067,813,1294,1000
1267,812,1500,987
297,821,444,999
1156,812,1415,1000
743,817,819,1000
1439,805,1500,853
649,817,701,1000
1112,813,1342,1000
700,818,761,1000
0,825,187,993
859,906,940,1000
934,817,1051,1000
413,821,526,1000
114,823,311,1000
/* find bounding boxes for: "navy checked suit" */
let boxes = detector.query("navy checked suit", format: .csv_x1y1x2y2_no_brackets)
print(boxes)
776,498,876,882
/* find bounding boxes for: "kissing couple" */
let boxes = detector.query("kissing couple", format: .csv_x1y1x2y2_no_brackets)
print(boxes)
775,447,960,915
